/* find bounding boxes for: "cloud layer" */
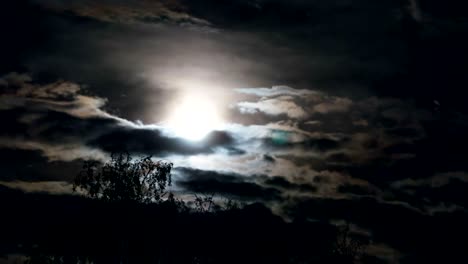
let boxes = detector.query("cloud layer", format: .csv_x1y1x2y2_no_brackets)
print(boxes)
2,1,468,261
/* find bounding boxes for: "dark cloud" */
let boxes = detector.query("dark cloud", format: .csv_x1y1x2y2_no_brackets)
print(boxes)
264,176,317,193
89,128,233,156
181,0,318,28
0,73,234,161
223,147,247,156
409,179,468,208
285,195,468,262
0,148,82,182
32,0,210,27
263,154,275,162
262,136,344,152
326,152,353,164
391,172,468,208
175,168,281,201
337,183,377,197
0,180,74,195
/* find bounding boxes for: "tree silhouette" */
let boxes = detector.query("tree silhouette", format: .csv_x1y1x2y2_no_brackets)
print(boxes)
73,152,173,203
194,193,216,213
331,223,369,263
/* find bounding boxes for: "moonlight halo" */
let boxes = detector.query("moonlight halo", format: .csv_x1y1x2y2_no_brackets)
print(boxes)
165,93,224,141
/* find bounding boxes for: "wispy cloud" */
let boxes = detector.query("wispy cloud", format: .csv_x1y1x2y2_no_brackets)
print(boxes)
0,180,75,195
0,73,233,162
34,0,211,27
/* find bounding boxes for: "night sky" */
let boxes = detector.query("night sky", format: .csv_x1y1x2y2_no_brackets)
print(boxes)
1,1,468,262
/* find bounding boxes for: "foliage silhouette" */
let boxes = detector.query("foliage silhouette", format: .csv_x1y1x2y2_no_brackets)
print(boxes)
73,153,173,203
193,193,216,213
331,223,369,263
3,153,373,264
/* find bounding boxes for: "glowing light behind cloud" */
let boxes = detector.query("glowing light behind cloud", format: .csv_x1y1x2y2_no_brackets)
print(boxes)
164,92,225,141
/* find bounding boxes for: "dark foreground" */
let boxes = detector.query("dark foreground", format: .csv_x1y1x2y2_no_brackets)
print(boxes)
1,186,468,264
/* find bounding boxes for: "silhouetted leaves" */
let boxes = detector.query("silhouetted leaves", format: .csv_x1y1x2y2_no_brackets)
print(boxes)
9,154,371,264
73,153,173,203
331,223,369,263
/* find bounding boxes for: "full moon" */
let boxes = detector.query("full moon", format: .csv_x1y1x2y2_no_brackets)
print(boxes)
166,94,224,141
